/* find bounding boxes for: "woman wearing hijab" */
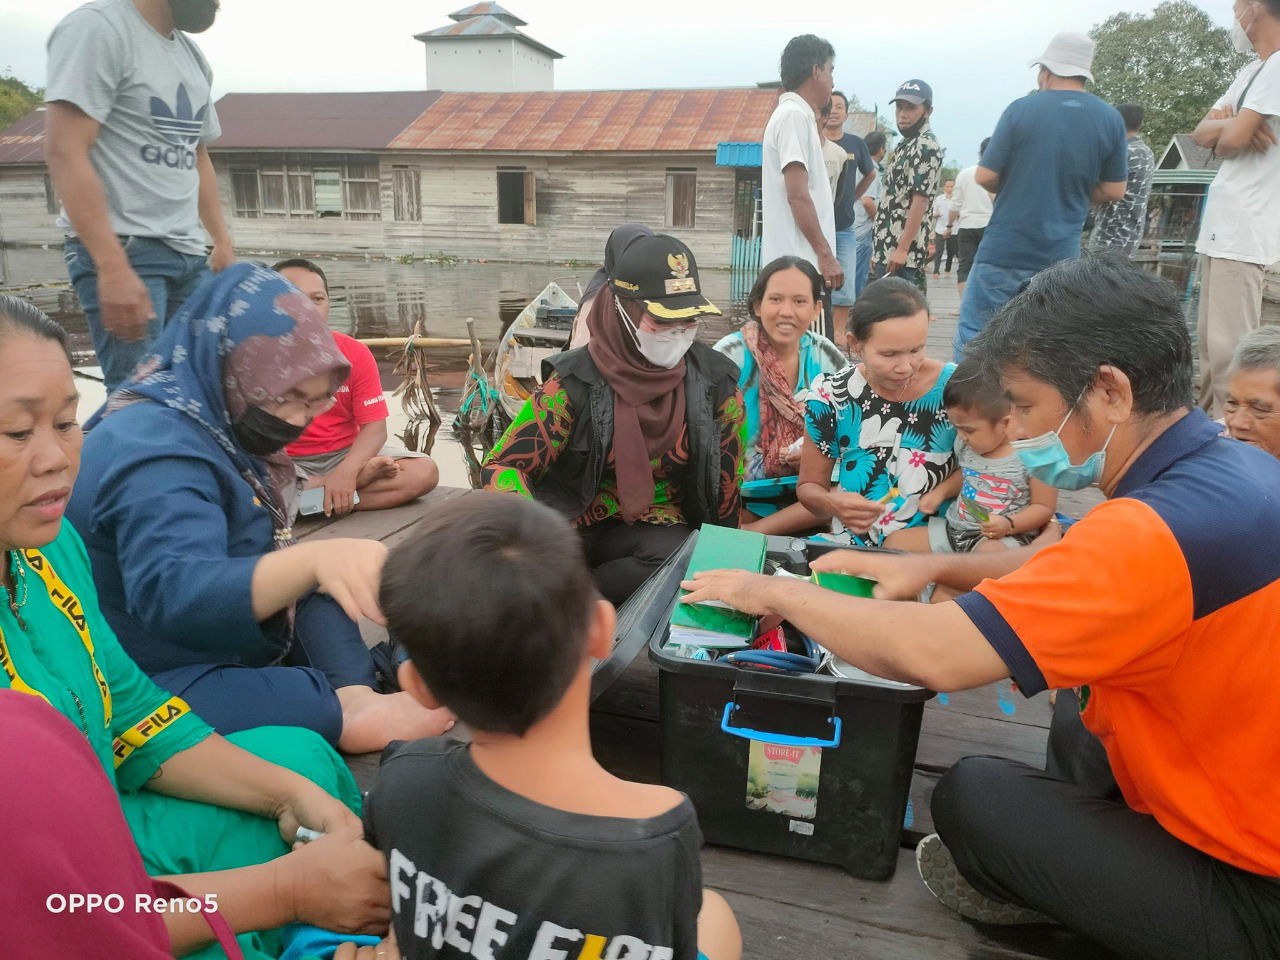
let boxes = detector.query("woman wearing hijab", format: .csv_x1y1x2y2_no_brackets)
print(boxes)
68,264,453,754
714,257,847,534
567,223,654,349
0,293,395,959
482,234,745,604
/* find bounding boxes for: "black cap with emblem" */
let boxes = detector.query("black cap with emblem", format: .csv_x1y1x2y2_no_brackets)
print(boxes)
608,234,722,322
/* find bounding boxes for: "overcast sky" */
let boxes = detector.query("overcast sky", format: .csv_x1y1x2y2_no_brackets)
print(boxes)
0,0,1240,164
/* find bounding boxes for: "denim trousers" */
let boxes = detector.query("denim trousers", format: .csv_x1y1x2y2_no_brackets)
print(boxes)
952,260,1039,361
64,235,210,392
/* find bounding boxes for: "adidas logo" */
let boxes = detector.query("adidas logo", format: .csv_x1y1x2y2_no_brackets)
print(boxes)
139,83,207,168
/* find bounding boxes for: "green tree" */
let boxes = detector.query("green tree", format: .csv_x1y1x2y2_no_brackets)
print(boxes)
0,72,43,130
1089,1,1252,157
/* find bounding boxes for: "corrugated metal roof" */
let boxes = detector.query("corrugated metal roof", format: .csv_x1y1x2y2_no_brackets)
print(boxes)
0,107,48,165
414,14,562,59
211,91,442,150
391,87,779,153
716,141,762,167
448,3,526,25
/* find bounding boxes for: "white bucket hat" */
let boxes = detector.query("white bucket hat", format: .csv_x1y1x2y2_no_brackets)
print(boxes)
1029,32,1095,83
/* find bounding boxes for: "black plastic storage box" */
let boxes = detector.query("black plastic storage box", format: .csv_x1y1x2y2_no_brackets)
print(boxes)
646,536,934,880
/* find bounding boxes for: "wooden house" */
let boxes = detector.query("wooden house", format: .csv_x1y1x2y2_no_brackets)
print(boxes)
208,86,779,269
0,107,61,251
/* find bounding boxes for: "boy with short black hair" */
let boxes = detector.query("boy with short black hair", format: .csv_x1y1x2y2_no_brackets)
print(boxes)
902,359,1057,560
369,493,741,960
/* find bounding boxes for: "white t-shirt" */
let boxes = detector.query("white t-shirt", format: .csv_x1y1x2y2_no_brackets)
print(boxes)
853,168,881,236
762,92,836,269
949,165,994,230
931,194,952,234
1196,56,1280,265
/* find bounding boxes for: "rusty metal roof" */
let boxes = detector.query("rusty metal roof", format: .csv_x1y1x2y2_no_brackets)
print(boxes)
448,3,526,25
210,91,442,150
414,14,562,59
0,107,48,165
390,87,780,153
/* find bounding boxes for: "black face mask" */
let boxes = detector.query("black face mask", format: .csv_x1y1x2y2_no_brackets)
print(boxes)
170,0,218,33
897,113,929,140
232,406,305,457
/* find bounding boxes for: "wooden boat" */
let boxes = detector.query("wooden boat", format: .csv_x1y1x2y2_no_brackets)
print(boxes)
492,281,579,422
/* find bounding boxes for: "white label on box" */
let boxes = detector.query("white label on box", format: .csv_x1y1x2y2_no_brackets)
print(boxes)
788,819,815,836
746,741,821,820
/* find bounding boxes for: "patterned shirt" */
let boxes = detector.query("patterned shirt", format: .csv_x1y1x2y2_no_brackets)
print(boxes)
872,123,944,272
482,374,746,527
805,362,957,545
1090,136,1155,256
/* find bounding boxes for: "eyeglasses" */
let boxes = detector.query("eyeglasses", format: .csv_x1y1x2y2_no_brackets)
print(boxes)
269,393,337,418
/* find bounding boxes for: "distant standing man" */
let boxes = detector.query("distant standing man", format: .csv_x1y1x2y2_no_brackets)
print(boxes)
762,35,842,302
952,32,1127,360
46,0,232,393
1190,0,1280,417
931,179,957,277
872,80,944,293
825,91,877,330
1090,104,1156,256
948,137,994,299
853,131,887,299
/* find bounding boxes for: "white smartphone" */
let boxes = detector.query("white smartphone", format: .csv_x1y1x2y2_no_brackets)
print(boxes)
298,487,359,516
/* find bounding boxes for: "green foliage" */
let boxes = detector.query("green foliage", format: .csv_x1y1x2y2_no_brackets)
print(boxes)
940,163,960,183
1089,1,1253,156
0,72,44,130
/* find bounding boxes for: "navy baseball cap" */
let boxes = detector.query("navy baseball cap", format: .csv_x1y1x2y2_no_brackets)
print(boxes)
891,79,933,105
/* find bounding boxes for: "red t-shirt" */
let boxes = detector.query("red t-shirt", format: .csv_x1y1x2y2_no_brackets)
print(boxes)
286,332,389,458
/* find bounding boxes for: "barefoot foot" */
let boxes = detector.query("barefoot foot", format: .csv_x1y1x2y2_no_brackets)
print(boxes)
355,456,399,488
336,687,456,754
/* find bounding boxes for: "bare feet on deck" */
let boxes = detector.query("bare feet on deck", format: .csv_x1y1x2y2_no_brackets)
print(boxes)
335,686,456,754
356,456,399,487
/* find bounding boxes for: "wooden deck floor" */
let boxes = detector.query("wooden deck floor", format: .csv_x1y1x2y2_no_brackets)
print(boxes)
298,484,1118,960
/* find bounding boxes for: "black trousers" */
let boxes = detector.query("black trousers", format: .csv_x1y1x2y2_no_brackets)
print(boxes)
931,691,1280,960
932,232,958,273
955,227,984,282
580,519,691,606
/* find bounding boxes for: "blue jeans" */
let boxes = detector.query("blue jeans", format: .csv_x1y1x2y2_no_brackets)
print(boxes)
854,227,874,299
832,226,859,307
64,236,210,392
953,261,1039,361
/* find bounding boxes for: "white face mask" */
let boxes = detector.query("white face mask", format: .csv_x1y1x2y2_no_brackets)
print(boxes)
616,296,698,368
1233,4,1257,54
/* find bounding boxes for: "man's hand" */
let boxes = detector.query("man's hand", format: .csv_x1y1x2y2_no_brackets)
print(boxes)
323,467,361,517
680,570,782,617
886,247,909,274
819,252,845,292
98,261,154,341
809,549,937,601
1251,122,1278,154
209,240,235,273
1209,104,1234,122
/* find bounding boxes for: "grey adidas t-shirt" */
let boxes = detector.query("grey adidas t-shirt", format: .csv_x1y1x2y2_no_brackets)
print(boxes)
47,0,221,255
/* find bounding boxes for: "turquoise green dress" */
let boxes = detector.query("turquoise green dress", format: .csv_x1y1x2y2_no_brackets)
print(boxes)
0,523,361,960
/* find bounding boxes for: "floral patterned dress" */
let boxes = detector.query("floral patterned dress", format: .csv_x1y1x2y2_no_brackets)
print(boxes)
805,362,957,545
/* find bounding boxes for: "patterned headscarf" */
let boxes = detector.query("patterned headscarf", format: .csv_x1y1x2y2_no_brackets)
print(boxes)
89,264,349,546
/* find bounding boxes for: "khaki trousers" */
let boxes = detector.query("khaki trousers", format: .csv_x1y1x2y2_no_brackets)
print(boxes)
1196,255,1264,417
